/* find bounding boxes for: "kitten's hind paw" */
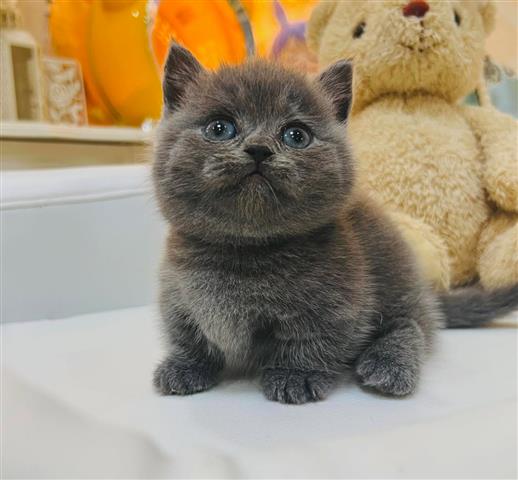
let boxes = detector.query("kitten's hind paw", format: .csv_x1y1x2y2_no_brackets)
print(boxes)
355,344,420,396
261,368,336,404
153,356,219,396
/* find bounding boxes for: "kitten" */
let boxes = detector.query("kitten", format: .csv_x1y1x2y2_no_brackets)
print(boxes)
152,44,518,404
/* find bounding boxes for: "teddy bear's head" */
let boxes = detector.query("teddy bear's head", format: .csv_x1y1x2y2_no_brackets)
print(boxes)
308,1,495,110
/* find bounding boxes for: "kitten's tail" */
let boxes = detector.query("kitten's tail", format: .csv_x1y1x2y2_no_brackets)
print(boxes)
440,284,518,328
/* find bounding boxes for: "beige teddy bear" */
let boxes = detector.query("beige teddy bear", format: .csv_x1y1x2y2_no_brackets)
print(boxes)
308,0,517,290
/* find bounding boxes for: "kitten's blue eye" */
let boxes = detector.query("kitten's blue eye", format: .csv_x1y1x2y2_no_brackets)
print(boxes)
282,126,311,149
204,119,236,141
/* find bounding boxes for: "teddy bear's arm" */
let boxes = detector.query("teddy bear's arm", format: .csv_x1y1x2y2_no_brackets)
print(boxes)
461,105,518,212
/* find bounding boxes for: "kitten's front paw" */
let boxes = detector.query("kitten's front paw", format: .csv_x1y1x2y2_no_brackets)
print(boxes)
355,345,419,396
153,356,219,396
261,368,336,404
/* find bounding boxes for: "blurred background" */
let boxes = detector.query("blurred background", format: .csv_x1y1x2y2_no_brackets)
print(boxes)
3,0,320,130
2,0,516,134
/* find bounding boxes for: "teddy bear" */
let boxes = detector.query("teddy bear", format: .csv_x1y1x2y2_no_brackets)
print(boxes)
307,0,517,290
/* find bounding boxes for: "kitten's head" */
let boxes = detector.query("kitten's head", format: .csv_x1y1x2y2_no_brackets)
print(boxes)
154,44,354,243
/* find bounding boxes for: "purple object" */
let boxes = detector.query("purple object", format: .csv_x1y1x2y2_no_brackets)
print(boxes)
271,0,307,58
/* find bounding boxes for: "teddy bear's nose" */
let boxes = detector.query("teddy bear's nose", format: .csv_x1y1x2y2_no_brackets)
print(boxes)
403,0,429,18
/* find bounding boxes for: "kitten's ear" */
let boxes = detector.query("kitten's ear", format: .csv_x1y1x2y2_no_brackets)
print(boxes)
163,43,204,111
316,60,353,123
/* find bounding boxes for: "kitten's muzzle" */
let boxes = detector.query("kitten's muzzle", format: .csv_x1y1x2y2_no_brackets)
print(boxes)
244,145,274,165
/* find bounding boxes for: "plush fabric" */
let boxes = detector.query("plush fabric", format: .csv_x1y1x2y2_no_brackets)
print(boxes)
307,0,518,290
2,306,517,478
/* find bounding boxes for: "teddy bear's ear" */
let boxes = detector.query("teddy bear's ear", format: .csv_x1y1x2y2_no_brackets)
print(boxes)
478,1,496,35
307,1,337,54
316,60,353,123
163,43,205,112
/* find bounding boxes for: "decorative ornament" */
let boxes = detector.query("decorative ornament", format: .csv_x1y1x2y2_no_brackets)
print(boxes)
41,56,88,126
0,0,45,121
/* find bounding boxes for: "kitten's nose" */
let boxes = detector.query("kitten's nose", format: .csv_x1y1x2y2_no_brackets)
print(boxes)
245,145,273,164
403,0,429,18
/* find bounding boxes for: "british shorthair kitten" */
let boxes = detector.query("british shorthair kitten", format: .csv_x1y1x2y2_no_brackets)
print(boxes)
152,44,518,404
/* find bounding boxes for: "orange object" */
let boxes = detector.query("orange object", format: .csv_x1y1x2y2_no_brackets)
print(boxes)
151,0,248,70
51,0,162,126
50,0,316,125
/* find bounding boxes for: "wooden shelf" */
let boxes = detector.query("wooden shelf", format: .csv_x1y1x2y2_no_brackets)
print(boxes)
0,121,152,144
1,121,154,170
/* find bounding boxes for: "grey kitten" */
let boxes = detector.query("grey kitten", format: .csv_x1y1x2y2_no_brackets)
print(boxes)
152,44,518,404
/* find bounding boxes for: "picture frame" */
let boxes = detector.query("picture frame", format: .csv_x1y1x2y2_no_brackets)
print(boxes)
41,56,88,126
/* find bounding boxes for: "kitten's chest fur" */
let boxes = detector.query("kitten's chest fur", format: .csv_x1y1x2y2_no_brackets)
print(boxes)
167,228,352,366
181,262,275,366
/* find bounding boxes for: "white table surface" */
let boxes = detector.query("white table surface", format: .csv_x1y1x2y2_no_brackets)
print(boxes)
2,306,517,478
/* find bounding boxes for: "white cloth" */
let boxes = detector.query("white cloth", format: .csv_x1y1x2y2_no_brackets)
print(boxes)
2,306,517,478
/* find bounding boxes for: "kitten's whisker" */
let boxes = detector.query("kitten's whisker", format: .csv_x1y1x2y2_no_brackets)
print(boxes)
263,178,283,218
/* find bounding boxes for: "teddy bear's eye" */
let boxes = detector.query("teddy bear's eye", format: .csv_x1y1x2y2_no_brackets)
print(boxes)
353,22,366,39
454,10,461,26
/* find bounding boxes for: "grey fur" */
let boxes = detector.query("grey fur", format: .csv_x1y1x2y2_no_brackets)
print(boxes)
440,284,518,328
152,44,518,404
